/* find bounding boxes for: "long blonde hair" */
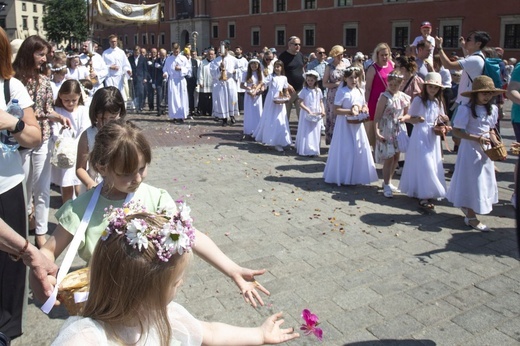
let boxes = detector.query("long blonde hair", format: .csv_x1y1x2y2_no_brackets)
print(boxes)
83,212,192,345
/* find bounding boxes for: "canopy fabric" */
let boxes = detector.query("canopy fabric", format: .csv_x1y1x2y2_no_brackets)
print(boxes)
92,0,160,26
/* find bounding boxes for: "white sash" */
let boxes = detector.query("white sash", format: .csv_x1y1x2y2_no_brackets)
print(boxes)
41,182,134,313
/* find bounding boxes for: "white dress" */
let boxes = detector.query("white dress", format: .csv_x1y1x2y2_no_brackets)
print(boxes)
253,74,291,147
242,71,263,135
210,55,239,119
163,54,190,119
51,302,203,346
323,85,377,186
399,97,447,199
446,104,498,214
51,105,90,187
296,87,323,156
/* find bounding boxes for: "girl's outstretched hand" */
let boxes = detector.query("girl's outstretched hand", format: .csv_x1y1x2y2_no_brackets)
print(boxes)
232,268,270,308
261,312,300,344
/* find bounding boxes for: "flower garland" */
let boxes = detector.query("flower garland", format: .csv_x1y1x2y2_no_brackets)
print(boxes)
101,201,196,262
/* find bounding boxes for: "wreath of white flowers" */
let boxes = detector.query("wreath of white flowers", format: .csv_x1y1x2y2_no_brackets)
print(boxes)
101,201,196,262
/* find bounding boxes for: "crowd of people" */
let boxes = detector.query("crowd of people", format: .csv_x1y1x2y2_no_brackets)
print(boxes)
0,20,519,344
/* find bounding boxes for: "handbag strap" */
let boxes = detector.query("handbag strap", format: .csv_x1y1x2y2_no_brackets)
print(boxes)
371,63,388,89
41,183,134,313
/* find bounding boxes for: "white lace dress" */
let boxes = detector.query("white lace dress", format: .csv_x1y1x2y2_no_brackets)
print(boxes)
51,302,203,345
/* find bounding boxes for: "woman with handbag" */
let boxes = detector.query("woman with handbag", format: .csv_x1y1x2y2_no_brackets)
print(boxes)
13,35,71,248
446,75,506,231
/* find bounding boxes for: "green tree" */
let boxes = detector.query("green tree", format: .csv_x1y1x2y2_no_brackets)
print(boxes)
43,0,88,44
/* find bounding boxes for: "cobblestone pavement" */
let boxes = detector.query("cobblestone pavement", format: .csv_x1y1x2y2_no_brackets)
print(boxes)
15,103,519,346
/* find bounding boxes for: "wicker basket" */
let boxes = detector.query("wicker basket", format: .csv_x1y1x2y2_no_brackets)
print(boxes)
58,267,89,315
480,131,507,161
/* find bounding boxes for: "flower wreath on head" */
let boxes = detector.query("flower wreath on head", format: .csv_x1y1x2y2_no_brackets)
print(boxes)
101,201,196,262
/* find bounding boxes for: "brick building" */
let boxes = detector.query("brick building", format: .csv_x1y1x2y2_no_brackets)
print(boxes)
93,0,520,58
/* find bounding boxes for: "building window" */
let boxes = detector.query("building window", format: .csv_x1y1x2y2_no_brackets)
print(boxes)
275,0,286,12
442,25,459,49
33,4,37,11
394,27,408,48
385,0,406,2
337,0,352,6
501,16,520,49
212,23,218,39
124,35,128,46
33,17,38,30
276,28,285,46
134,35,138,45
504,24,520,49
161,33,165,45
22,16,28,30
151,33,155,45
251,0,260,14
303,0,316,9
304,26,315,46
391,21,410,48
229,23,235,39
22,3,26,11
161,5,165,22
344,25,357,47
142,34,147,45
252,28,260,46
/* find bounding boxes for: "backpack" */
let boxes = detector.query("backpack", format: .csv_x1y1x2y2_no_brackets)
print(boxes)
474,54,503,88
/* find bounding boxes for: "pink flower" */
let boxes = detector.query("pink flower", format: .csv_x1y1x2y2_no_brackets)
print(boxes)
300,309,323,341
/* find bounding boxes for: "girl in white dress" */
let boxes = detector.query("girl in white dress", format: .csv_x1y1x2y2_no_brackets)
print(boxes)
76,87,126,193
50,64,67,102
446,76,505,232
398,72,448,208
374,71,411,197
253,60,292,152
51,80,90,204
324,67,377,186
52,208,299,345
296,70,324,156
241,58,264,137
65,54,88,81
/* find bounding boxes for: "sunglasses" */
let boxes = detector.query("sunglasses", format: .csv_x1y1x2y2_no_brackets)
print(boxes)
265,58,272,61
317,52,326,55
291,43,301,46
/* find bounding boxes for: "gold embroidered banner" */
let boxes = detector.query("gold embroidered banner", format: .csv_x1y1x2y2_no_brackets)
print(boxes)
92,0,160,26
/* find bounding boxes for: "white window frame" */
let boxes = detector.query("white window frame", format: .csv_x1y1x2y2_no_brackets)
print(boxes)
303,24,315,47
438,18,463,49
343,22,358,48
142,34,147,45
274,0,286,12
391,20,411,48
302,0,317,10
228,22,236,39
134,34,138,45
250,0,261,14
275,26,285,46
336,0,352,7
212,23,219,39
500,15,520,50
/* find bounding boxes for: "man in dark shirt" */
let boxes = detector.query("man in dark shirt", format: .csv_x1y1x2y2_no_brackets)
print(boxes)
278,36,305,121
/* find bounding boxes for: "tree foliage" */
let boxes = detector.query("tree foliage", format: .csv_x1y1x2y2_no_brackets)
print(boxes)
43,0,88,43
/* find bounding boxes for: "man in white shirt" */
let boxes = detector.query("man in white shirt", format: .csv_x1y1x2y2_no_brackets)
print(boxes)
198,48,215,116
79,40,108,93
436,30,490,105
234,46,249,114
102,34,132,99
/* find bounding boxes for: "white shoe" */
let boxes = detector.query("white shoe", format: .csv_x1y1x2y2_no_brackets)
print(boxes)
274,145,284,152
383,184,393,198
382,182,400,193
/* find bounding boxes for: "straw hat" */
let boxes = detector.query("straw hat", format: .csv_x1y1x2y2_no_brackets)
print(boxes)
422,72,444,88
10,39,23,62
460,75,506,97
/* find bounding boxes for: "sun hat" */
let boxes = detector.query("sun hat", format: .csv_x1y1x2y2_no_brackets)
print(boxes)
10,39,23,62
329,45,344,58
303,70,320,80
248,58,260,65
460,75,506,97
421,21,432,29
422,72,444,88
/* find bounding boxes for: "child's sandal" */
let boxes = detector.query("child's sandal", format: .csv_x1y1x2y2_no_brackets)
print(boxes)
419,199,434,209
